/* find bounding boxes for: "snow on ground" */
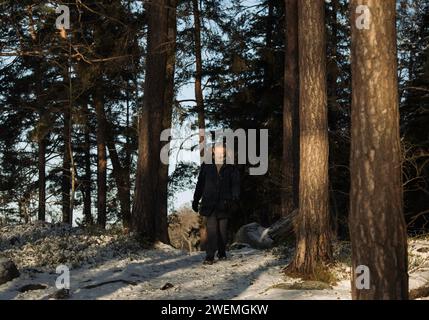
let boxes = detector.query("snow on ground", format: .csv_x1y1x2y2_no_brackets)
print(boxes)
0,243,351,300
0,222,428,300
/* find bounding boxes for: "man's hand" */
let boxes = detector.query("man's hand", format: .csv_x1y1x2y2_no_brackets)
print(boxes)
192,200,199,213
225,198,239,213
232,197,240,212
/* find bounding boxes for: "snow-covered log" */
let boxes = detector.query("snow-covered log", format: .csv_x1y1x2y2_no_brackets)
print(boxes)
233,210,297,249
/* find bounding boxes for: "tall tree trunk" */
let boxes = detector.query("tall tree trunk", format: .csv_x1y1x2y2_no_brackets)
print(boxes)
349,0,408,300
289,0,332,275
83,103,93,225
36,66,47,222
123,82,132,227
158,0,177,243
29,7,47,222
327,0,340,236
132,0,177,243
95,86,107,229
192,0,208,248
264,0,275,86
282,0,300,216
105,118,131,228
192,0,206,160
62,103,72,224
62,30,74,225
38,134,46,221
327,0,339,132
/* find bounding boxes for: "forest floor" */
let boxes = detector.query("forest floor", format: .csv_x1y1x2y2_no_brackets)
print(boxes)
0,222,428,300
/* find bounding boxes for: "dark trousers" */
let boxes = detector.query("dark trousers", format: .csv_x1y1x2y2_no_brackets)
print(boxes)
205,214,228,260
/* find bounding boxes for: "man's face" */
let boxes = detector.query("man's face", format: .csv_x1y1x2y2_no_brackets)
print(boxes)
214,145,224,164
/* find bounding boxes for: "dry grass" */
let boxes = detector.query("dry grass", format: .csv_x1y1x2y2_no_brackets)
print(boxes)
410,284,429,300
266,280,332,292
283,262,339,286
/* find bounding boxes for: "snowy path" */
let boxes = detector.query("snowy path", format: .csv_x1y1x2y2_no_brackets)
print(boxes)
0,244,352,300
0,231,429,300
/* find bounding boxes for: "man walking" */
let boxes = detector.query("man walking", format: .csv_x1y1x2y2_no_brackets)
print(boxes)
192,143,240,264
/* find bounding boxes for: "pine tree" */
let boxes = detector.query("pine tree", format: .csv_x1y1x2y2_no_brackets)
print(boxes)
288,0,332,275
132,0,177,242
349,0,408,300
282,0,299,216
192,0,206,159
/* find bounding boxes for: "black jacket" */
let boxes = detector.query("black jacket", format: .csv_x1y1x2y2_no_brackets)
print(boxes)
193,163,240,218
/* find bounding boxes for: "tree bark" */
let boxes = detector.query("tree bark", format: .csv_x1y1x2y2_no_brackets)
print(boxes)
132,0,177,243
282,0,300,217
349,0,408,300
94,86,107,229
289,0,332,275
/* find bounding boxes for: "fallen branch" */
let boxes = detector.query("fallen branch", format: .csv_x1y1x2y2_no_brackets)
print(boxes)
82,279,138,289
19,283,48,293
